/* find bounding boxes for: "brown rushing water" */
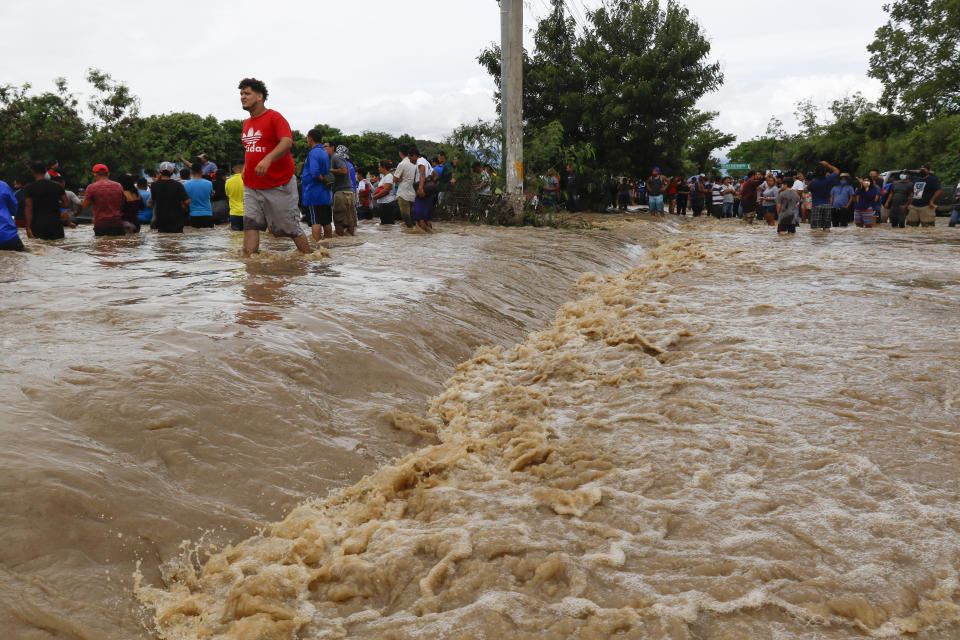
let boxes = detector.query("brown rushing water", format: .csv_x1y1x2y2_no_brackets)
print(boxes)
2,218,959,639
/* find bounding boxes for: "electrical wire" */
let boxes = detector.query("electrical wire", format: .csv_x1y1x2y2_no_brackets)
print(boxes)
574,0,593,24
562,0,588,30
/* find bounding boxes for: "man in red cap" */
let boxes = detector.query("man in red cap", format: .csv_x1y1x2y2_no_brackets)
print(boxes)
80,164,126,236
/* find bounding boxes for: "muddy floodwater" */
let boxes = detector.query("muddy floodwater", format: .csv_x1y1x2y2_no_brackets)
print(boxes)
1,218,959,639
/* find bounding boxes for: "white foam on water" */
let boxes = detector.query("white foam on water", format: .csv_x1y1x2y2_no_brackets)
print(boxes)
135,229,960,639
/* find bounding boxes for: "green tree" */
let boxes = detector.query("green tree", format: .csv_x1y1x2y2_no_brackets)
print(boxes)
524,120,595,183
446,119,504,169
679,111,736,174
218,119,247,165
728,95,912,176
85,68,148,174
868,113,960,178
0,79,89,184
134,112,239,170
794,99,822,137
479,0,725,182
868,0,960,119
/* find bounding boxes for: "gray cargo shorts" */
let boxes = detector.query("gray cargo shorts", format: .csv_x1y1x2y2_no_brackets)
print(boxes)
243,177,304,238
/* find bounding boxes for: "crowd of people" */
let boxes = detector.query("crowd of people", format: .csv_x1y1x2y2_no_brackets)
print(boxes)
0,78,492,254
607,162,957,233
2,77,958,253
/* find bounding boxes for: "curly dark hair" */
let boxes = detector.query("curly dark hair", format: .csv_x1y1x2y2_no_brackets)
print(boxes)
238,77,268,101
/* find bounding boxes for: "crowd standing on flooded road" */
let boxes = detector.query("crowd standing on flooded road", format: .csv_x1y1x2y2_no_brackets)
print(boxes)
607,161,957,234
0,78,467,255
2,77,959,255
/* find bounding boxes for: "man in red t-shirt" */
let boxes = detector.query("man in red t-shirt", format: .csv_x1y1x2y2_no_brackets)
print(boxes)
739,170,764,225
237,77,312,256
80,164,127,236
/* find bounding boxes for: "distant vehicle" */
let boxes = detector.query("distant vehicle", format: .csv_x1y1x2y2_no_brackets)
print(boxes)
878,169,955,216
877,169,921,188
75,205,94,224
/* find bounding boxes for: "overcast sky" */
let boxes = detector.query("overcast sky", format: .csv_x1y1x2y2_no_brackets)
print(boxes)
2,0,884,151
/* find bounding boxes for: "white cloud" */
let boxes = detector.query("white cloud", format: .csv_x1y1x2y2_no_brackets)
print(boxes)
1,0,889,149
702,74,883,146
281,76,496,140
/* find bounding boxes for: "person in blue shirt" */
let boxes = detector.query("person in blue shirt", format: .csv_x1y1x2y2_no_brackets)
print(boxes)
301,128,333,241
829,174,856,227
807,160,840,231
182,164,214,228
853,177,881,228
177,153,218,178
0,180,24,251
136,178,153,224
347,159,357,193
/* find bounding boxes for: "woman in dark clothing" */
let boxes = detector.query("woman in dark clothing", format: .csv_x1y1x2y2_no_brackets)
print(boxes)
210,172,229,223
675,178,690,216
117,174,143,233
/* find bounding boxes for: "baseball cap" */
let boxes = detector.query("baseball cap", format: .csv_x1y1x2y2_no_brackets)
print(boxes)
92,163,109,174
158,161,176,176
920,164,931,170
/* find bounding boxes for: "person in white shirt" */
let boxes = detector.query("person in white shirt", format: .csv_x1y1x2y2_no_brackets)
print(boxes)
791,173,806,224
408,147,435,233
479,165,492,195
720,177,736,218
791,173,806,192
393,146,417,227
374,160,399,225
413,152,432,194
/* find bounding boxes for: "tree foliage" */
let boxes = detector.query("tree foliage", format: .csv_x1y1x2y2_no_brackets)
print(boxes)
479,0,727,179
446,119,503,169
135,112,243,168
867,0,960,119
524,120,596,183
84,69,150,175
725,92,954,176
0,80,89,184
675,111,735,175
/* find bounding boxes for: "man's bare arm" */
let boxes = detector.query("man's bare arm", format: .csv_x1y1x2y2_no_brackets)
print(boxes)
254,137,294,177
59,195,75,227
24,198,34,237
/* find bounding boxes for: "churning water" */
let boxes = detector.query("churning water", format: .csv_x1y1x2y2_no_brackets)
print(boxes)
2,218,959,639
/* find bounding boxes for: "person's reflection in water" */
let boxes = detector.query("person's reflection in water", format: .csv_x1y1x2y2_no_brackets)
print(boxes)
237,260,306,327
90,237,133,269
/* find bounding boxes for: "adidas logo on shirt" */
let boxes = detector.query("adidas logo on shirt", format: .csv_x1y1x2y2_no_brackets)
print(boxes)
242,128,264,153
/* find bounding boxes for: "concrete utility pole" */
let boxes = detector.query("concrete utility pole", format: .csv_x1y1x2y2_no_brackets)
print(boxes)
500,1,510,140
500,0,524,222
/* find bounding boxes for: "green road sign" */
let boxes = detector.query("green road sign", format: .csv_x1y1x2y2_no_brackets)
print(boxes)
718,163,751,170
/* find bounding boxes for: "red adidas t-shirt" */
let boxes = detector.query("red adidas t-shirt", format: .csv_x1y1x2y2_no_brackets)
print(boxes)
241,109,295,190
